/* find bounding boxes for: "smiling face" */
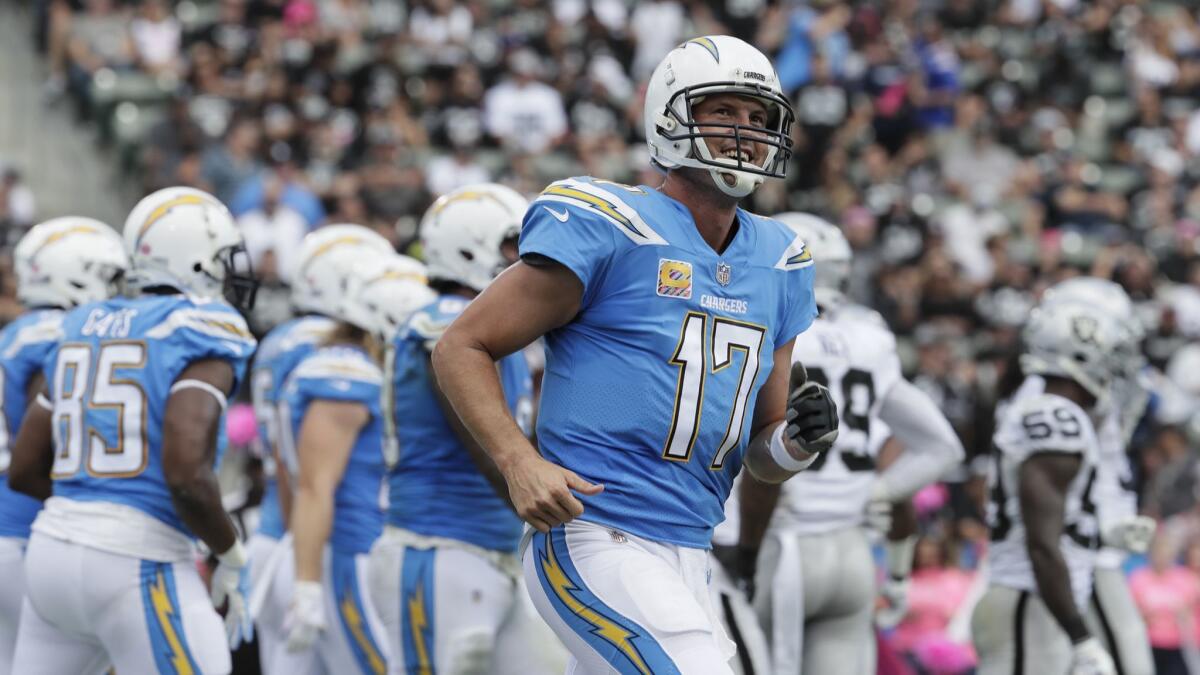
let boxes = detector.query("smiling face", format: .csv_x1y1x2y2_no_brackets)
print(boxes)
690,93,771,171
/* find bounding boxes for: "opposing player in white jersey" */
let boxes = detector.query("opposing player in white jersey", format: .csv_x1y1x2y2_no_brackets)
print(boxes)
1038,278,1156,675
8,187,259,674
728,213,964,675
271,252,432,674
0,218,128,674
246,224,402,672
972,300,1123,675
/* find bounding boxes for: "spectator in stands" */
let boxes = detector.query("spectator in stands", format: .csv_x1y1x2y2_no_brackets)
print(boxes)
483,49,568,155
236,174,307,283
1131,535,1199,675
201,117,263,204
890,534,978,674
129,0,180,76
65,0,134,113
0,169,36,234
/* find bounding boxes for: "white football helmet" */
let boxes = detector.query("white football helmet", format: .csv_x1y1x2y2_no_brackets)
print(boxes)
122,187,257,309
14,217,129,308
775,212,851,309
420,183,528,293
644,36,795,198
339,254,437,341
1020,300,1123,407
291,224,396,316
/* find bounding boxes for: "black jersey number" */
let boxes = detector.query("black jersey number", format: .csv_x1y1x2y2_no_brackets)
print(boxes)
804,366,876,472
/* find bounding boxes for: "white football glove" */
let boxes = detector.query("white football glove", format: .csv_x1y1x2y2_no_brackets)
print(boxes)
875,576,910,629
285,580,327,652
1101,516,1156,554
210,540,254,650
1071,637,1116,675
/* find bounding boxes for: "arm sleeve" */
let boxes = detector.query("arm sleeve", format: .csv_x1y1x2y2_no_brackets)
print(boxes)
774,265,818,346
519,195,617,303
876,378,966,500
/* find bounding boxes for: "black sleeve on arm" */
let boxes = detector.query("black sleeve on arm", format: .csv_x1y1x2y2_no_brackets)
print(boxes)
1018,451,1090,643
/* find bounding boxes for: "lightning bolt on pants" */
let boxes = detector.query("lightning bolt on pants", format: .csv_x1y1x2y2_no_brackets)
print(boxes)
522,521,737,675
12,531,230,674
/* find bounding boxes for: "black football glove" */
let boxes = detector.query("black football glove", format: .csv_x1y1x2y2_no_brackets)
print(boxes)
712,544,759,602
785,362,839,454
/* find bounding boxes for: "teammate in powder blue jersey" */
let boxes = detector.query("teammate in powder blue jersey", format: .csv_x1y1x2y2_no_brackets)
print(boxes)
275,251,432,674
433,36,841,673
245,223,399,673
368,184,566,674
0,217,127,674
8,187,259,675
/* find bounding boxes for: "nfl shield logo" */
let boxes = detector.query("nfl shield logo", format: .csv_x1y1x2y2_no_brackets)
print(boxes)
716,262,732,286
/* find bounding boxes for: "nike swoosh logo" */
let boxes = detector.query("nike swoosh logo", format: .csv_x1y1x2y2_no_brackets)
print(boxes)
542,206,570,222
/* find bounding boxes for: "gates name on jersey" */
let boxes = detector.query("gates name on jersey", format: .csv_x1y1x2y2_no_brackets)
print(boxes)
521,176,817,548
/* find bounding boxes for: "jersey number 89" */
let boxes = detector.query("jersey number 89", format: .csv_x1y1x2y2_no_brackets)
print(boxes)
50,342,149,478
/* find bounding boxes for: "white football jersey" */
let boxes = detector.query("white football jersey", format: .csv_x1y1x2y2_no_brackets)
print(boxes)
1005,376,1137,570
769,304,903,536
987,381,1102,609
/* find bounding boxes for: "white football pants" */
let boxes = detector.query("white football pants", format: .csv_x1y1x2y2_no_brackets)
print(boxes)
247,532,291,675
0,537,26,675
708,554,771,675
971,585,1073,675
523,520,737,675
12,531,230,674
754,526,876,675
1086,566,1153,675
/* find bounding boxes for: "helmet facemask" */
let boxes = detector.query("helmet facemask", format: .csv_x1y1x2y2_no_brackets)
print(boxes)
213,243,259,312
656,83,795,197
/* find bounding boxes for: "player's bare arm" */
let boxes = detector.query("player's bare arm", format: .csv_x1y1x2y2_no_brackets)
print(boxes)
427,354,513,509
432,259,603,533
1019,452,1090,642
291,399,367,583
9,384,54,501
161,358,240,556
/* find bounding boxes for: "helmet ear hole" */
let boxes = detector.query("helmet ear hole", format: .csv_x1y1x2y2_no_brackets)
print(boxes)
459,249,475,262
193,262,203,272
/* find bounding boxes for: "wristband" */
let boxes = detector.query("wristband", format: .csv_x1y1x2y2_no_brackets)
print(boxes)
217,539,247,567
770,423,815,473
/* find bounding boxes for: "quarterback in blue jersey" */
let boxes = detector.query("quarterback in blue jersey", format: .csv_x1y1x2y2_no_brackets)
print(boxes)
275,251,432,674
8,187,259,675
368,184,566,674
246,223,398,673
0,217,127,674
434,36,839,673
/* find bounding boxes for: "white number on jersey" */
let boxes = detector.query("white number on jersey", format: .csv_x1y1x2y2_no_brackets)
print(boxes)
51,342,149,478
663,312,765,469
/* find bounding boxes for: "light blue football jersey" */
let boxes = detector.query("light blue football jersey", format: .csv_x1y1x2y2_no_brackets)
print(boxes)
520,177,817,548
387,295,534,553
250,315,335,540
45,295,256,535
281,345,385,554
0,309,65,538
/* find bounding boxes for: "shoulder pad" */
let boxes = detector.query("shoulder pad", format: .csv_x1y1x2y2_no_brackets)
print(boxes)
293,348,382,385
750,214,814,271
533,177,667,246
145,305,255,346
3,312,64,359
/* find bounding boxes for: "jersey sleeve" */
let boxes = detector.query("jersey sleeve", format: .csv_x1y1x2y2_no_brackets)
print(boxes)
145,302,258,392
775,265,818,347
289,350,383,405
520,179,625,301
403,297,466,352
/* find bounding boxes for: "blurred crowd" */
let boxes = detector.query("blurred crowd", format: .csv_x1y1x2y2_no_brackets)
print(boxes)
16,0,1200,672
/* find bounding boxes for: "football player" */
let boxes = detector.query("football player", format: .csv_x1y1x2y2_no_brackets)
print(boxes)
246,223,400,672
274,252,432,674
0,217,128,674
1037,278,1156,675
723,213,964,675
8,187,258,674
431,36,839,673
368,184,566,674
972,300,1121,675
